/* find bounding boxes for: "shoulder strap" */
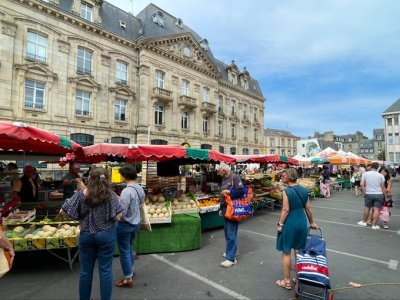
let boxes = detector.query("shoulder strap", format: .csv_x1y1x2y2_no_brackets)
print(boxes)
289,186,306,208
127,185,145,204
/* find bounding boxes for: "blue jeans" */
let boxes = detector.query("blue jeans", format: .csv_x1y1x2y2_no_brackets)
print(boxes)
224,217,238,261
116,221,140,278
79,227,116,300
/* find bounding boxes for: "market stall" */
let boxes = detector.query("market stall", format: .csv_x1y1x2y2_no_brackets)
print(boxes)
0,121,82,268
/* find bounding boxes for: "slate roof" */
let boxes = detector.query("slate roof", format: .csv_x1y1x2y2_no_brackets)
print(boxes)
56,2,263,98
383,99,400,114
359,139,374,148
264,128,299,138
137,4,263,98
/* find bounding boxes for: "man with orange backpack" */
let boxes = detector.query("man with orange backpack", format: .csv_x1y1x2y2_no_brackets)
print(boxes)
218,163,245,268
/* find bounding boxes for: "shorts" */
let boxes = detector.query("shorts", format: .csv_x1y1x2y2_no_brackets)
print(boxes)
364,194,384,209
354,180,361,187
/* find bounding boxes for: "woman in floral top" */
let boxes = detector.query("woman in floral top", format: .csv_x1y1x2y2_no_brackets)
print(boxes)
59,167,123,300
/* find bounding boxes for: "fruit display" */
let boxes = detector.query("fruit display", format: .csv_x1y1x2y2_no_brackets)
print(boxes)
170,199,198,214
297,178,315,191
4,221,80,251
197,196,220,214
146,203,171,224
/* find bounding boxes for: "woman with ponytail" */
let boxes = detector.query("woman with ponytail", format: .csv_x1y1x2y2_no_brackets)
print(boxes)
58,167,123,300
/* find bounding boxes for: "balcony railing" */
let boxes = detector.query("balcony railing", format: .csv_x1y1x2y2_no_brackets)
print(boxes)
25,53,47,63
178,95,197,108
77,67,92,75
200,101,217,114
152,87,173,104
24,102,45,110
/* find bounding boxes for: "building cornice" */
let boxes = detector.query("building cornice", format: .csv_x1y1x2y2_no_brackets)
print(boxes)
219,80,264,102
11,0,136,49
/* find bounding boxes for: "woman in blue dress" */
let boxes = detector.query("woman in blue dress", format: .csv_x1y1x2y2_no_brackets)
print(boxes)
276,168,318,290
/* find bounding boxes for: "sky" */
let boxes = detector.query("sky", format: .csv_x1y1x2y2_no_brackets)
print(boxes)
107,0,400,139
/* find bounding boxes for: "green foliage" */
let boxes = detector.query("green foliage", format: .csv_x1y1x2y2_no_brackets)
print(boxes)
377,150,386,161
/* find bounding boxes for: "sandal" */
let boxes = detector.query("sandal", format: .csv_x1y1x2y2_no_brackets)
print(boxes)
114,278,134,288
275,279,292,290
384,224,389,229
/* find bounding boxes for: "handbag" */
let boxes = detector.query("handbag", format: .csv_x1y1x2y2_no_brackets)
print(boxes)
130,186,152,232
379,206,390,222
223,175,252,221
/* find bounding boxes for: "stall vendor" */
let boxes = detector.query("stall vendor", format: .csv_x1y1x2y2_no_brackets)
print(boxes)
62,163,81,199
12,165,39,202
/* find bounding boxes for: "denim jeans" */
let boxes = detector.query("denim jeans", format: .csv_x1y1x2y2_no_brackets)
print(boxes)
116,221,140,278
224,217,238,261
79,227,116,300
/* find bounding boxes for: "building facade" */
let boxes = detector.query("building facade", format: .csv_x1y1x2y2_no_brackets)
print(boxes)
372,128,385,160
264,128,299,156
0,0,265,154
382,99,400,163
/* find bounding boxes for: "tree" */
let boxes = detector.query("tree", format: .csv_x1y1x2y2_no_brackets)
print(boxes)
377,150,386,161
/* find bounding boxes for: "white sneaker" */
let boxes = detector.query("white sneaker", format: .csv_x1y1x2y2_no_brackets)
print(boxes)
357,221,367,226
222,250,239,258
220,259,237,268
372,225,380,230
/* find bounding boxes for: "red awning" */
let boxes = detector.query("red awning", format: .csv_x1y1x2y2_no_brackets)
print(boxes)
0,121,81,155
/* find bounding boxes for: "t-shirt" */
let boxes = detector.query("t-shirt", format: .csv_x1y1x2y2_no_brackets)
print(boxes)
63,173,78,199
362,171,385,194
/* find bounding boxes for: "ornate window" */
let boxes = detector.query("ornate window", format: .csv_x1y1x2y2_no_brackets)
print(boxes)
25,79,45,110
77,47,92,75
253,149,259,155
254,108,257,121
231,124,236,138
281,138,285,147
114,98,127,121
202,87,209,102
199,39,209,51
254,129,258,142
218,96,223,112
80,2,93,22
151,139,168,145
243,148,249,155
219,146,225,153
116,61,128,85
26,31,47,63
243,126,248,140
181,111,189,129
111,137,130,144
201,144,212,150
152,11,165,27
231,101,236,115
217,121,223,136
71,133,94,146
155,105,164,125
203,117,209,133
270,138,275,147
243,104,247,118
155,70,165,88
230,147,236,155
181,80,190,96
75,90,91,116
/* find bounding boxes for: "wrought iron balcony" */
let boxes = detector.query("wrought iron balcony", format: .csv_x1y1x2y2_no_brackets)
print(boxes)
24,102,45,110
25,53,47,63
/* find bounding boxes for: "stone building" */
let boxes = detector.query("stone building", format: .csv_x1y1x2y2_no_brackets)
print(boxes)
382,99,400,163
264,128,299,156
0,1,265,154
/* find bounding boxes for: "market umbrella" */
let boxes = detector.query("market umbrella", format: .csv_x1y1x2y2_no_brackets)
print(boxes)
229,154,298,165
0,121,81,155
310,157,330,164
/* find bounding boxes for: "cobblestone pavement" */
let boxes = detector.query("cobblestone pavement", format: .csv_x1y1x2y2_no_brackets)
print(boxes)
1,183,399,300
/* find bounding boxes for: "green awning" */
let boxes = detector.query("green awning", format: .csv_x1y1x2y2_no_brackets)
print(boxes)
59,135,73,149
186,148,210,160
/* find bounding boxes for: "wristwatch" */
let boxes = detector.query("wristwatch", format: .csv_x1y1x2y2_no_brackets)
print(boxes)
277,222,284,227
